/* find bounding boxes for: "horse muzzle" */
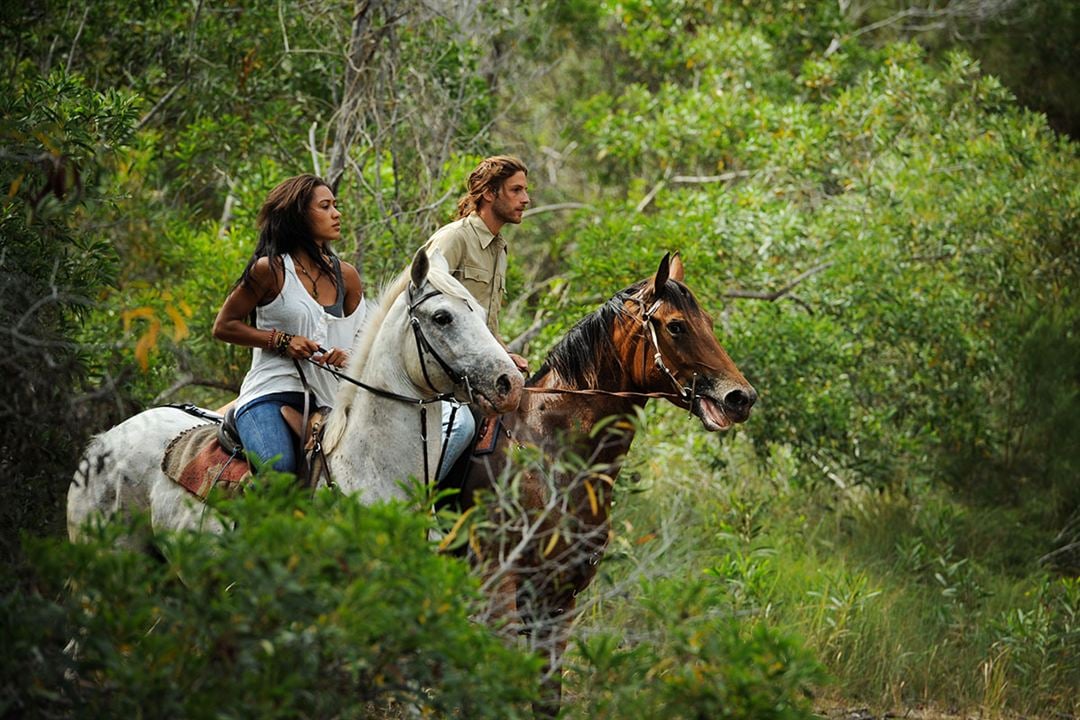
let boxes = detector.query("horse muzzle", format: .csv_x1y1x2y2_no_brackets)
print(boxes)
469,369,524,416
693,384,756,431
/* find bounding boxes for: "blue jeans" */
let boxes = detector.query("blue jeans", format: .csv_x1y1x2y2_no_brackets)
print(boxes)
438,401,476,481
235,392,311,474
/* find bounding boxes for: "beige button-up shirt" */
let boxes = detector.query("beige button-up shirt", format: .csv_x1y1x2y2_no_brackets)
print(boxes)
423,213,507,335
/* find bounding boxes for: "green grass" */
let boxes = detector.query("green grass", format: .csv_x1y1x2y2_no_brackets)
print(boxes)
567,403,1080,718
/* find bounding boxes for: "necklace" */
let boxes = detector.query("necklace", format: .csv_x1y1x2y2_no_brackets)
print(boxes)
295,259,324,300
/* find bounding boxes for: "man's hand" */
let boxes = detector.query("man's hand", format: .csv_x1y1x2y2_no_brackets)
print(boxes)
509,352,529,374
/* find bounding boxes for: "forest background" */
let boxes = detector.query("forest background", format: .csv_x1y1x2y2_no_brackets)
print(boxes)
2,1,1078,718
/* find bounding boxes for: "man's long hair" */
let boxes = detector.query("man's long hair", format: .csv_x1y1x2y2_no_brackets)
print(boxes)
455,155,528,219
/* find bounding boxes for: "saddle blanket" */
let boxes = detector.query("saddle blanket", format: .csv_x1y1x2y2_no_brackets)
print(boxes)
161,423,250,499
474,415,504,456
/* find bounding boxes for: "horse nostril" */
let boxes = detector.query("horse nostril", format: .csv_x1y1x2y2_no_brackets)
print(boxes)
724,388,756,413
496,374,512,398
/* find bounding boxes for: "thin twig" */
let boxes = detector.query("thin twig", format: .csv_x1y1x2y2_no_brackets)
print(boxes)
308,121,322,176
65,5,90,73
671,170,753,184
522,202,593,218
723,261,835,303
152,374,239,404
635,173,669,213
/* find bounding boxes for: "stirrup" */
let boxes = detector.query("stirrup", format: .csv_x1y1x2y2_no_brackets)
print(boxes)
217,406,244,456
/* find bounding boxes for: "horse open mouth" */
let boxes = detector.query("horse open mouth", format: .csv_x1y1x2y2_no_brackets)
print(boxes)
694,395,733,432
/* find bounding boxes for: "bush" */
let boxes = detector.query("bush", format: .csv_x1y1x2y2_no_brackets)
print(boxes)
2,477,541,719
566,577,824,720
0,67,136,561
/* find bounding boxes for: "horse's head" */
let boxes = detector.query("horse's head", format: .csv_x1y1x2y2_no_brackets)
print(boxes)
400,249,523,415
625,252,756,431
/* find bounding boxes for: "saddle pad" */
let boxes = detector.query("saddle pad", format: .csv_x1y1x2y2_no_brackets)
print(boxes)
473,415,504,456
161,424,250,499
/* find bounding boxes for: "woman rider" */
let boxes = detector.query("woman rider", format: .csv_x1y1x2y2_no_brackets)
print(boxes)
213,174,366,474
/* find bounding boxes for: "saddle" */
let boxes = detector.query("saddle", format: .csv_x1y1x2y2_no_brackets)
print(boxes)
473,414,504,456
161,404,332,498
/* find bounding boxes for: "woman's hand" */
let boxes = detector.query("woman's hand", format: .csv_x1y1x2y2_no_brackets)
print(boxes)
285,334,322,360
314,346,349,368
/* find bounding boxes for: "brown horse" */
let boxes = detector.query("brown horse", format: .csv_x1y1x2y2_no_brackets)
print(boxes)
453,252,756,715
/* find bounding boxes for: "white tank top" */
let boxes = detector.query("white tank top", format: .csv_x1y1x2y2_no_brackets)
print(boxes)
236,254,367,409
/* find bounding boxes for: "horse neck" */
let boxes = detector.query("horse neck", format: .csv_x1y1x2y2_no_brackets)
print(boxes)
325,313,443,500
524,312,654,474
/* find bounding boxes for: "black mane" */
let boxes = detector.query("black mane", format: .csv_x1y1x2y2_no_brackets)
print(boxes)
532,277,701,388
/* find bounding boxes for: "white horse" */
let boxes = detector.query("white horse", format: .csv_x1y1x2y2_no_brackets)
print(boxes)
67,249,523,545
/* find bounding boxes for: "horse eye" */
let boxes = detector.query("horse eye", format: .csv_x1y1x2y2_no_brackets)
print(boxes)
667,320,685,336
433,309,453,326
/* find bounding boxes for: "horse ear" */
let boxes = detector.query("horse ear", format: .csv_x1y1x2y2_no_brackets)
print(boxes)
410,247,430,289
427,247,450,274
649,252,671,300
669,251,684,282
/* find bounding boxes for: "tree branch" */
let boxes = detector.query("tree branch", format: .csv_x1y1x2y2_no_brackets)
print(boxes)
308,121,322,176
671,171,754,184
152,374,239,404
723,261,835,303
522,202,593,218
507,307,548,355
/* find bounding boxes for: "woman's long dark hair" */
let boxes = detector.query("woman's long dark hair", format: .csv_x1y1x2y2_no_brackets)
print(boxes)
235,174,337,296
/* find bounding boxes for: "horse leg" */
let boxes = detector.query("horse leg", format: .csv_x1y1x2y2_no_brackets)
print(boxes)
480,569,523,635
531,604,571,719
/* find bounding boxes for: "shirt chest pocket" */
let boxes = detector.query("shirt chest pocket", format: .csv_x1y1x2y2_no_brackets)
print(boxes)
460,264,492,286
459,262,504,302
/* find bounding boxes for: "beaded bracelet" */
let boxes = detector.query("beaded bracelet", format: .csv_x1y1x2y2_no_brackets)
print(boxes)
274,331,293,357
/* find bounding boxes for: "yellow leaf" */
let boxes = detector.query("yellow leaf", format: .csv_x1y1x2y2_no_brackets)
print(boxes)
134,319,161,372
468,526,483,561
437,506,477,553
636,532,657,545
542,529,560,557
165,304,189,342
584,479,599,517
122,306,155,333
8,173,24,198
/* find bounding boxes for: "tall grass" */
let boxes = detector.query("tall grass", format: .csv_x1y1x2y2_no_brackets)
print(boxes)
567,403,1080,717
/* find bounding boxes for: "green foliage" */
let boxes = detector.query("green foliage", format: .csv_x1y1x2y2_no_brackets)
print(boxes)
4,1,1079,716
596,425,1080,716
0,66,137,559
986,575,1080,710
852,0,1080,137
555,18,1080,517
568,578,824,720
4,478,541,718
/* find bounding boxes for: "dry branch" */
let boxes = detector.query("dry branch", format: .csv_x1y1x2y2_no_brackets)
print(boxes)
723,261,835,304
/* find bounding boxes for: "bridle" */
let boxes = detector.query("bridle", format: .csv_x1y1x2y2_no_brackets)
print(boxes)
406,287,475,403
524,293,700,407
636,295,698,406
300,282,479,487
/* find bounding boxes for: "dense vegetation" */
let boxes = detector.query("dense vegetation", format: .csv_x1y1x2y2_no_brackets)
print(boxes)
3,1,1077,717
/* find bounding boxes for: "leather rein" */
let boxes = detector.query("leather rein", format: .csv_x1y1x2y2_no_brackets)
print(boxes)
298,285,476,488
